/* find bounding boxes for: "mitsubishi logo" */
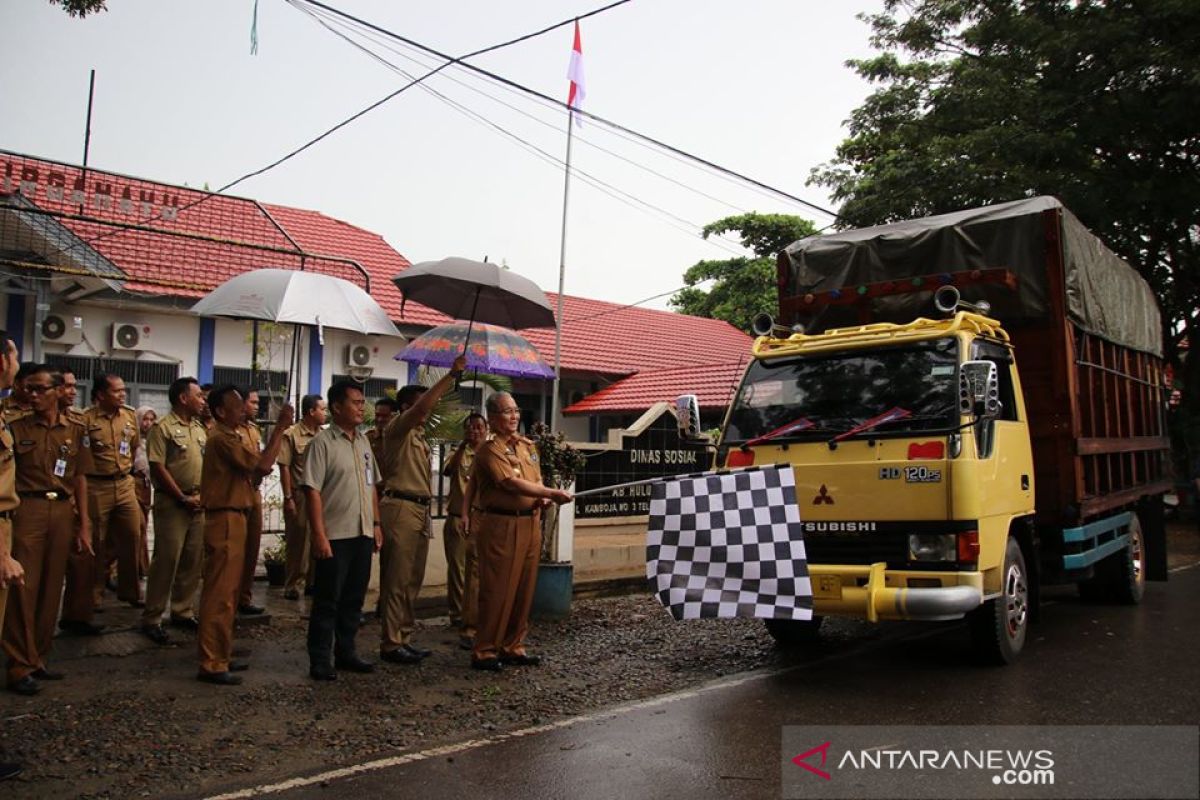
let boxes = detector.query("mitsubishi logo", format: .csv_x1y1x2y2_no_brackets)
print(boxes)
792,741,832,780
813,484,835,505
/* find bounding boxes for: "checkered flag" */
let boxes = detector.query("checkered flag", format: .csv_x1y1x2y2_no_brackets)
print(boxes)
646,465,812,621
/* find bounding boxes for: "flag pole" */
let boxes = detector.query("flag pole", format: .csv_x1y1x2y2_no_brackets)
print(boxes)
550,111,573,432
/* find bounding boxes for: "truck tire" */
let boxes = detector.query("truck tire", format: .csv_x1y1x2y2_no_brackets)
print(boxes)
764,616,823,647
1078,513,1146,605
968,537,1029,665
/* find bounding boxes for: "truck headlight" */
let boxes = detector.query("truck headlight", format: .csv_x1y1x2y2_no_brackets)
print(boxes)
908,533,957,562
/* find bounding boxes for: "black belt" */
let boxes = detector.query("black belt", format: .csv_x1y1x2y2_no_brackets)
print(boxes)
0,509,13,519
18,490,71,501
447,511,461,518
382,490,431,506
479,506,538,518
207,507,251,515
87,472,131,481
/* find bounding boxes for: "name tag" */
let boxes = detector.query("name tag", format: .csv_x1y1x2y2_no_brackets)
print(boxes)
54,458,68,477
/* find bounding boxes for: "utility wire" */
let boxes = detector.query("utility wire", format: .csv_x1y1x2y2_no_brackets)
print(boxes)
293,0,847,224
294,4,751,256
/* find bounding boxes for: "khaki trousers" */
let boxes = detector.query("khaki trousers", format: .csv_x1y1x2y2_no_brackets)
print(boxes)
472,512,540,662
443,515,478,636
198,509,247,674
3,499,73,683
62,476,140,622
238,492,263,606
142,498,205,625
378,498,430,652
0,519,8,648
283,492,310,592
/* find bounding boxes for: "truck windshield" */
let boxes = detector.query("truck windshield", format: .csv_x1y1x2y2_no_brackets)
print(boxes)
724,339,959,444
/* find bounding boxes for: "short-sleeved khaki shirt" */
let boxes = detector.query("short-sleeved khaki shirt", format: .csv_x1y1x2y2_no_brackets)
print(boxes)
472,435,542,513
146,411,207,494
277,422,319,487
443,445,475,515
200,423,259,511
0,417,19,513
381,422,431,498
366,428,388,484
83,406,139,477
11,412,93,494
302,425,377,540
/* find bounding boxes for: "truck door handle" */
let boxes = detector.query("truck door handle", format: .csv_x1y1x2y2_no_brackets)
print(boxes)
1021,475,1030,490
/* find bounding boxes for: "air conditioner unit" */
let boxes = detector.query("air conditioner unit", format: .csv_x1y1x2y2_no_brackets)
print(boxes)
111,321,152,351
345,342,379,370
42,311,85,345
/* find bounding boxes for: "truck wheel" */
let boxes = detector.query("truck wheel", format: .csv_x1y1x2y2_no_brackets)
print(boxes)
764,616,823,647
1076,513,1146,605
969,537,1029,665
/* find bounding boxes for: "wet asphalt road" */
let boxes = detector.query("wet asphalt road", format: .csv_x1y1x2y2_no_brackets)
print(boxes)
237,564,1200,800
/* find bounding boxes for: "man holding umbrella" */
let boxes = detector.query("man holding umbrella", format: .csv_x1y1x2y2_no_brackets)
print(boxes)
377,354,466,665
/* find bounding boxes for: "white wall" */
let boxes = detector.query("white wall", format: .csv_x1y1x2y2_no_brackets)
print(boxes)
42,302,201,373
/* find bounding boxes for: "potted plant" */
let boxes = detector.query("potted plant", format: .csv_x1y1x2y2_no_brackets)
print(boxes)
262,539,287,587
529,422,587,619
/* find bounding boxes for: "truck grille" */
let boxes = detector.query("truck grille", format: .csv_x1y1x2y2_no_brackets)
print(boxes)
802,532,908,568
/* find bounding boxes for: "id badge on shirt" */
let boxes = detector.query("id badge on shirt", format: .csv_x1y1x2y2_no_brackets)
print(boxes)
363,453,374,486
119,440,131,457
54,458,68,477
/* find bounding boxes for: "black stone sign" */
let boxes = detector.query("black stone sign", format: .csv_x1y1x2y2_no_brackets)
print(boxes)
574,410,711,519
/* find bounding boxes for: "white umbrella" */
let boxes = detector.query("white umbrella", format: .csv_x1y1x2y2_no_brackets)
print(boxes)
191,269,401,404
191,268,400,336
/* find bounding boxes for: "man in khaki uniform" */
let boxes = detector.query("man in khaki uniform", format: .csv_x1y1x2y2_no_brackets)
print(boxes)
61,374,141,633
366,398,396,483
377,356,465,665
441,412,487,648
237,390,266,615
1,362,35,423
0,339,29,705
278,394,326,600
196,386,291,685
139,377,208,645
467,392,571,672
2,365,93,695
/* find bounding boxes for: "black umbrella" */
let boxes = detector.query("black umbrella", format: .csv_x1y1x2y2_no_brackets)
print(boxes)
393,257,556,330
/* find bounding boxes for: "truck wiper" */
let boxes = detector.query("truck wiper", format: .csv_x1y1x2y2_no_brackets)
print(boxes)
741,416,815,450
828,407,912,445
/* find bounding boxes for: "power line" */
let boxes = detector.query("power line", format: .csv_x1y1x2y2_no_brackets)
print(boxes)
292,0,848,224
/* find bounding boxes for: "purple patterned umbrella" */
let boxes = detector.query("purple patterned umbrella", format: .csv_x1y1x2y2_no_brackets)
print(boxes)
395,322,554,379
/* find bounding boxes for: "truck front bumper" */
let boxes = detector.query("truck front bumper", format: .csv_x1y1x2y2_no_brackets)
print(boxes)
808,564,984,622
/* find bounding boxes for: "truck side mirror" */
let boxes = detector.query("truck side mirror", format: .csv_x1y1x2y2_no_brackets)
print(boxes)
675,394,702,440
959,361,1000,418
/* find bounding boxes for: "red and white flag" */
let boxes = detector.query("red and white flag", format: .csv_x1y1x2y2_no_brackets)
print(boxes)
566,20,586,123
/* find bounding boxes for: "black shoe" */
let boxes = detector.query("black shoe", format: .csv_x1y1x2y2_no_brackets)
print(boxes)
500,653,542,667
31,667,65,680
140,625,171,646
196,670,242,686
168,616,200,632
404,643,431,658
8,675,41,695
282,589,300,601
228,660,250,672
309,664,337,681
237,603,265,616
58,620,104,636
335,655,376,674
380,648,422,665
0,762,22,781
470,658,504,672
458,635,475,651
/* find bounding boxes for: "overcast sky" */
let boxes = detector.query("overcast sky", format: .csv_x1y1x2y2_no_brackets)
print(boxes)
1,0,884,311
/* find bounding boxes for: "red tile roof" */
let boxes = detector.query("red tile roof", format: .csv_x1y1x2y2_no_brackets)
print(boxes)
2,151,751,378
563,361,749,414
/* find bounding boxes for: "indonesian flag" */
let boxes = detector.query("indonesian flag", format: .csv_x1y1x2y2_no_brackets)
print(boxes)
567,20,586,122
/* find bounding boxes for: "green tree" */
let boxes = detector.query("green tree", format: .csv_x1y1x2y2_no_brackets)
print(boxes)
671,213,817,331
811,0,1200,448
50,0,107,16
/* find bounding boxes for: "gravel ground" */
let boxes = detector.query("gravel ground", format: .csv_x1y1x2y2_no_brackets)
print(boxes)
3,524,1195,799
1,593,835,800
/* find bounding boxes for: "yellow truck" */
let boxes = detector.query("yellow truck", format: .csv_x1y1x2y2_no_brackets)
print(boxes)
689,197,1170,664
